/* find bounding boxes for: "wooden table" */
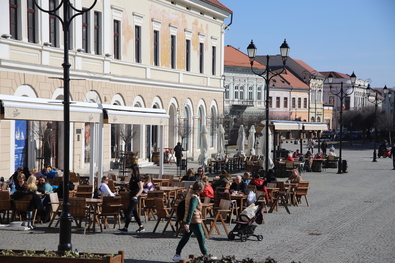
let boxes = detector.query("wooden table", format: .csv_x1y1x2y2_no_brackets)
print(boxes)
201,202,214,237
158,186,184,206
86,198,102,232
230,193,247,216
153,178,170,187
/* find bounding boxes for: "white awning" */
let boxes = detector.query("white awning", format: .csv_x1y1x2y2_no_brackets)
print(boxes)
303,123,328,131
103,105,169,126
271,121,304,130
0,95,102,123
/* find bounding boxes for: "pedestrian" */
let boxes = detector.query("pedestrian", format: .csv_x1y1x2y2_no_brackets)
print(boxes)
118,164,145,233
391,142,395,170
174,142,183,167
173,181,215,262
321,140,328,155
307,138,314,153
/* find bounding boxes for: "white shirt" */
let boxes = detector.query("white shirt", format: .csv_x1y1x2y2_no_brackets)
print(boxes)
99,183,115,196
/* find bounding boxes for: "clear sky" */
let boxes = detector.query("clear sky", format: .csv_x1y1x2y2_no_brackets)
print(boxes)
222,0,395,88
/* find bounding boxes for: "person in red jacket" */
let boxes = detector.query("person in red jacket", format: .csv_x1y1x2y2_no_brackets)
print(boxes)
200,176,214,198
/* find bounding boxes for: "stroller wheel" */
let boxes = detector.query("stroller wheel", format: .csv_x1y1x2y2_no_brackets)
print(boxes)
228,232,235,241
257,235,263,241
241,235,248,242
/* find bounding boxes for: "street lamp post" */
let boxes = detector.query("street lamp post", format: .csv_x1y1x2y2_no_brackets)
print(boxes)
383,86,395,140
34,0,97,252
366,85,384,162
328,72,356,174
247,39,290,175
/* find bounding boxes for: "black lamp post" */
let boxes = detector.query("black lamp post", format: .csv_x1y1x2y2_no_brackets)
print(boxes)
34,0,97,252
383,86,395,138
247,39,290,175
366,85,384,162
328,71,356,174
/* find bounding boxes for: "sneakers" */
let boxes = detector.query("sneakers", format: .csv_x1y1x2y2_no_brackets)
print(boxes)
118,228,128,233
173,254,182,262
136,226,145,233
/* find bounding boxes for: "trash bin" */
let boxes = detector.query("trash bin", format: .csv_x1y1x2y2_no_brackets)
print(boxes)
181,159,187,170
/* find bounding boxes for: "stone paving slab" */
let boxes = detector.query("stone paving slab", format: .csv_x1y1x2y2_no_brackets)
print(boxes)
1,145,395,263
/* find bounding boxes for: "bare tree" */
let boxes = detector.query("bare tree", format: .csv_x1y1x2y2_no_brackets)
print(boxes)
176,121,192,150
118,124,140,151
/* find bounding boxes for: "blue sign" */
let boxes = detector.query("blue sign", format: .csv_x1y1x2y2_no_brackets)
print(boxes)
14,120,27,171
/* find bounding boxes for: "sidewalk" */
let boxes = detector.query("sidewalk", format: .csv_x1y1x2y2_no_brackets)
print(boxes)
1,145,395,263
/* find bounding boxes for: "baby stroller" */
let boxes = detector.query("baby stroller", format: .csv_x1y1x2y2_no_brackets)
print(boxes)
227,198,265,242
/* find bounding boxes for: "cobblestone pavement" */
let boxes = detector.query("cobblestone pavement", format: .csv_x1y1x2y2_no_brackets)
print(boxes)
1,144,395,263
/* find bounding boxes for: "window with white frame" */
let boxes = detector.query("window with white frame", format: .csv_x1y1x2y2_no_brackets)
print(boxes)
82,9,89,53
113,20,120,59
225,84,229,99
257,86,262,100
248,86,253,100
27,0,37,43
152,19,161,66
9,0,19,40
93,11,101,55
298,98,302,108
49,0,58,47
234,85,239,99
240,86,244,100
135,25,141,63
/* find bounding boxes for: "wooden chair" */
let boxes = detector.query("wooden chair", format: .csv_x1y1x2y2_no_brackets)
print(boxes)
247,184,257,193
143,191,165,222
205,199,233,237
52,177,63,186
47,193,62,228
152,198,176,235
69,197,90,233
326,155,338,168
119,191,130,218
268,181,291,214
76,185,93,198
97,196,123,231
0,191,12,223
295,181,310,206
69,172,79,183
162,174,174,181
206,159,213,174
255,190,268,213
12,194,38,224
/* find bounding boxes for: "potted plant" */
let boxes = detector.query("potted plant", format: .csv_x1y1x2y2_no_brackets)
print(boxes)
0,249,124,263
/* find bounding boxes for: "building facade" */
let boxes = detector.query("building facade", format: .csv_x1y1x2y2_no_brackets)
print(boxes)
0,0,232,176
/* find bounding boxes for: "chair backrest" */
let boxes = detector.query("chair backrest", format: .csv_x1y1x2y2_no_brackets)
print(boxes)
285,161,294,169
147,190,165,199
119,191,130,211
328,155,335,161
214,188,230,207
275,181,286,191
14,194,34,211
247,184,257,193
162,174,174,180
298,181,309,188
69,198,88,218
101,196,122,214
202,196,212,203
266,183,277,188
0,191,12,210
69,172,79,183
77,185,93,193
0,191,11,200
108,173,117,181
107,180,115,192
218,199,232,218
52,177,63,186
48,192,60,213
154,198,168,218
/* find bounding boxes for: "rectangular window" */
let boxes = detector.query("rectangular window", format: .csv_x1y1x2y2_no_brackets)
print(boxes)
234,86,239,99
268,96,272,108
257,86,262,100
135,25,141,63
185,39,191,71
82,10,89,53
276,97,280,108
292,98,296,108
9,0,18,39
113,20,120,59
171,35,176,69
27,0,36,43
298,98,302,108
248,86,253,100
93,12,101,55
303,98,308,108
49,0,57,47
199,43,204,73
212,46,216,75
284,97,288,108
153,30,159,66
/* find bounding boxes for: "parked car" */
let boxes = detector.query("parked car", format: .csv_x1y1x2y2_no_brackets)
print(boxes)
321,130,335,140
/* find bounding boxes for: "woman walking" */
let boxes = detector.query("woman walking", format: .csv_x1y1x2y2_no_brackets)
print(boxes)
118,164,145,233
173,181,215,262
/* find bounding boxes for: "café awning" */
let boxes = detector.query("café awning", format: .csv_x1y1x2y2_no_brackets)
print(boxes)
103,105,169,126
271,120,304,131
303,123,328,131
0,95,102,123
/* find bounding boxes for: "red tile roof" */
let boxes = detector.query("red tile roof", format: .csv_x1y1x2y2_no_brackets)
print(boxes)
224,45,265,69
319,71,350,79
293,59,325,77
278,70,310,89
202,0,232,13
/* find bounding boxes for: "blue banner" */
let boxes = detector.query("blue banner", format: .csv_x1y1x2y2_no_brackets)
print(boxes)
14,120,27,171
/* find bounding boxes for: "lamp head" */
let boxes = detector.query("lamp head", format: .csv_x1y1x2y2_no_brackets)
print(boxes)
383,85,388,95
247,40,257,63
280,39,290,59
328,72,334,84
350,71,356,85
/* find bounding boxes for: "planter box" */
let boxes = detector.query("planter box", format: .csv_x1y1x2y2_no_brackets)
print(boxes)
0,250,124,263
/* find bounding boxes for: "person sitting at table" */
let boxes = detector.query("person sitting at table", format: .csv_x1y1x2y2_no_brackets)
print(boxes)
181,168,197,181
288,169,302,183
37,175,53,194
10,166,24,185
195,167,204,181
26,175,38,192
285,152,295,162
142,174,155,193
15,173,27,192
229,175,250,195
304,156,313,172
56,178,75,199
211,170,231,190
40,163,57,180
305,150,312,157
249,173,265,190
298,154,306,163
30,167,42,179
314,151,323,159
264,169,277,186
200,176,214,199
99,175,116,196
292,150,300,159
328,146,336,156
242,172,251,185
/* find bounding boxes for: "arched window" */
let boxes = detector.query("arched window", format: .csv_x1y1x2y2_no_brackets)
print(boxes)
210,107,216,147
298,98,302,108
303,98,308,108
248,86,253,100
234,85,239,99
317,116,321,122
182,107,190,150
197,107,203,149
240,86,244,100
292,98,296,108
